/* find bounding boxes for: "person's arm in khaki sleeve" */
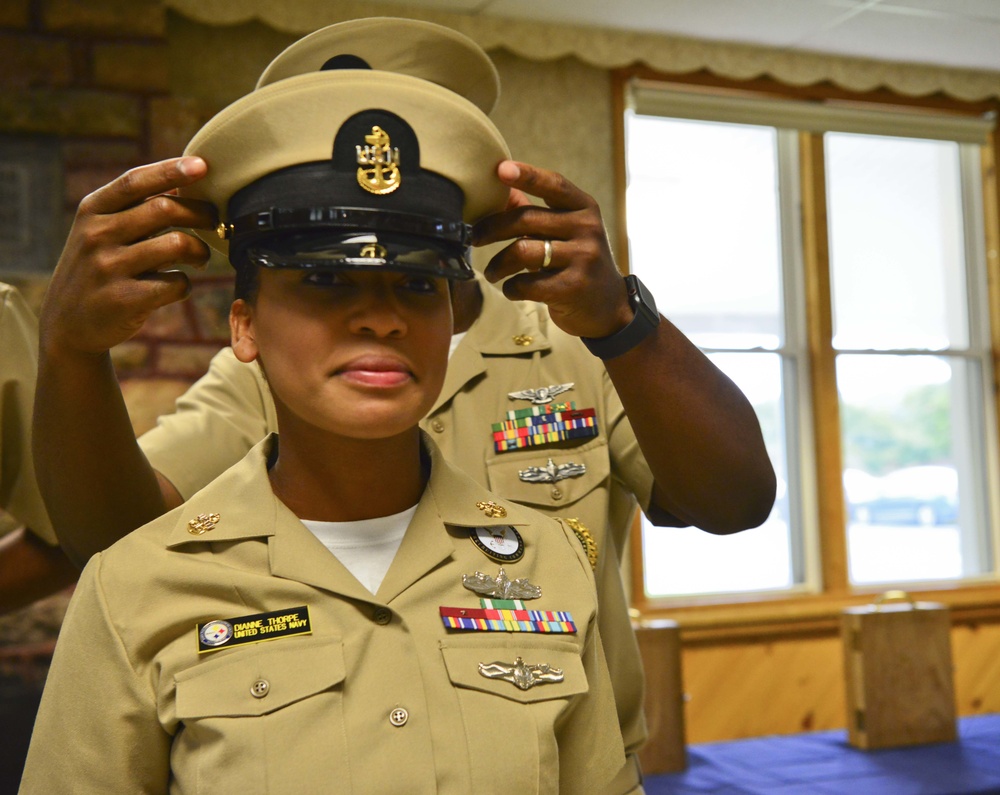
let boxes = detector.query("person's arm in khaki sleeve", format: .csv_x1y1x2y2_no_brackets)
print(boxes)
18,555,171,794
33,157,216,566
137,346,272,504
0,284,79,608
473,161,777,534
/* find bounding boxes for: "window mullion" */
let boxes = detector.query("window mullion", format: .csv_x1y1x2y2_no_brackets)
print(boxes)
977,133,1000,574
777,129,818,592
799,131,850,594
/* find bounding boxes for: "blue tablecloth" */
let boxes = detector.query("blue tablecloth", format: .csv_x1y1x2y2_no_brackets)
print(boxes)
645,714,1000,795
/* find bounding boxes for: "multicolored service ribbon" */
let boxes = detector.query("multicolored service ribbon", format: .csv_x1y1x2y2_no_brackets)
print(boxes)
491,402,598,453
439,605,576,633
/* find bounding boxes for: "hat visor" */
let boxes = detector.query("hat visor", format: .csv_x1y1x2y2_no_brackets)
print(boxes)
245,231,474,281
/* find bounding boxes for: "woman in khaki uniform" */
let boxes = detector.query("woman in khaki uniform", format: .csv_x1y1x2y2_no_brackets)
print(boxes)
20,438,624,793
136,272,655,776
20,49,630,795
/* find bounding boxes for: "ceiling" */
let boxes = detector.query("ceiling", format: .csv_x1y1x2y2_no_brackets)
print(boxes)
363,0,1000,72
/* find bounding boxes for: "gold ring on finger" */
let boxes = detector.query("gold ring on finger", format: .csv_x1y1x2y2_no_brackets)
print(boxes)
541,239,553,269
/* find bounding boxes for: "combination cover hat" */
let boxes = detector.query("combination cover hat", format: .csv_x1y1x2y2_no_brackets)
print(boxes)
179,69,510,280
256,17,500,115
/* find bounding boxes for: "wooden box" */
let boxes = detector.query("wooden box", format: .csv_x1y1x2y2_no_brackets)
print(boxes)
633,619,687,773
841,596,956,750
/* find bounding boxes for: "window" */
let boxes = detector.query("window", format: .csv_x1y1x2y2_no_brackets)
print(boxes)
625,114,801,598
619,76,1000,615
827,133,994,585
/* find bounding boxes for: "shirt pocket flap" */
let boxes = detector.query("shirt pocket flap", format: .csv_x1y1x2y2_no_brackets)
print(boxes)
440,639,588,704
175,636,345,719
485,444,610,510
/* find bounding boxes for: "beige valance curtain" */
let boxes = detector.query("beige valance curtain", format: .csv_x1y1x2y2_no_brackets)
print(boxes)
163,0,1000,102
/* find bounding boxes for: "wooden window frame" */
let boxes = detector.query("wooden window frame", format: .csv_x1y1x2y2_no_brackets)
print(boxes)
612,66,1000,641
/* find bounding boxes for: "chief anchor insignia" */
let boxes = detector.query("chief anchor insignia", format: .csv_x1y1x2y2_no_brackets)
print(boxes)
187,512,220,535
508,383,575,405
462,566,541,600
479,657,564,690
356,125,401,195
518,457,586,484
475,500,507,519
359,242,388,260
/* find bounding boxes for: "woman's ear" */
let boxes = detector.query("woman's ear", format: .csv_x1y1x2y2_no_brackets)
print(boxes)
230,299,259,363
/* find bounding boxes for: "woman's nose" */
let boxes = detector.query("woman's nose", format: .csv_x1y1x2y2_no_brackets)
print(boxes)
347,287,407,338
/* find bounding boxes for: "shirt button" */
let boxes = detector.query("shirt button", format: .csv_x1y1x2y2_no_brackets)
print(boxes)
373,607,392,625
250,679,270,699
551,487,563,501
389,707,409,727
430,419,445,433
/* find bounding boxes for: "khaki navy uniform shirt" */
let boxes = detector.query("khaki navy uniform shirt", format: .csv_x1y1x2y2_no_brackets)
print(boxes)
20,436,629,795
0,283,55,544
140,278,654,765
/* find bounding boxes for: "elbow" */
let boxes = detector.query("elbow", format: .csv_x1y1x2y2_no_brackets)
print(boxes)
647,460,778,535
725,491,777,534
704,462,778,535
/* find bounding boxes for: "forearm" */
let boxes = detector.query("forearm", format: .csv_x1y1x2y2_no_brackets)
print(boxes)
469,160,776,531
34,349,168,565
29,157,214,565
604,315,776,533
0,527,78,613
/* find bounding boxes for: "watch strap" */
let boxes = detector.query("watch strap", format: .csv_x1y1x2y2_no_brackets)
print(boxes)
581,274,659,360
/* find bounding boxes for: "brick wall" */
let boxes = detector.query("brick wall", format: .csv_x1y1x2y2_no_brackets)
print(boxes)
0,1,234,725
0,0,233,437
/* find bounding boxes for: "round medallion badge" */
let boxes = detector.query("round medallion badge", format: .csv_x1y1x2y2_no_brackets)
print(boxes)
471,525,524,563
199,620,234,648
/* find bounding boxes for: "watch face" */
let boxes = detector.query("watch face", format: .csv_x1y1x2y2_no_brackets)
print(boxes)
626,274,658,322
470,525,525,563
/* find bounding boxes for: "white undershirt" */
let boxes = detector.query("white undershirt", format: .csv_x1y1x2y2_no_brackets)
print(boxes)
301,505,417,594
296,332,461,593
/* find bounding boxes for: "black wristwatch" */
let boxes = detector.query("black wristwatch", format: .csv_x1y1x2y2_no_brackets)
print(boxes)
582,274,659,360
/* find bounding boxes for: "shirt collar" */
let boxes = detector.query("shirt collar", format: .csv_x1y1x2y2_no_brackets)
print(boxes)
165,437,278,548
164,432,536,551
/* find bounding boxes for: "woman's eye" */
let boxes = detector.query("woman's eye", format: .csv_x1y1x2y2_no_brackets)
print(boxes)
402,276,437,294
401,276,440,294
303,271,346,287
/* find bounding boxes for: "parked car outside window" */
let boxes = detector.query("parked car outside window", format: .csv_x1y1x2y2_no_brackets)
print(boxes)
845,465,958,526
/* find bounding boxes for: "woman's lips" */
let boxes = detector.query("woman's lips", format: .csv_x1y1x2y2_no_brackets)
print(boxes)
335,356,412,387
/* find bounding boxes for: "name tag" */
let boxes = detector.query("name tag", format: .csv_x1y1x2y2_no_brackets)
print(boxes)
197,606,312,653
